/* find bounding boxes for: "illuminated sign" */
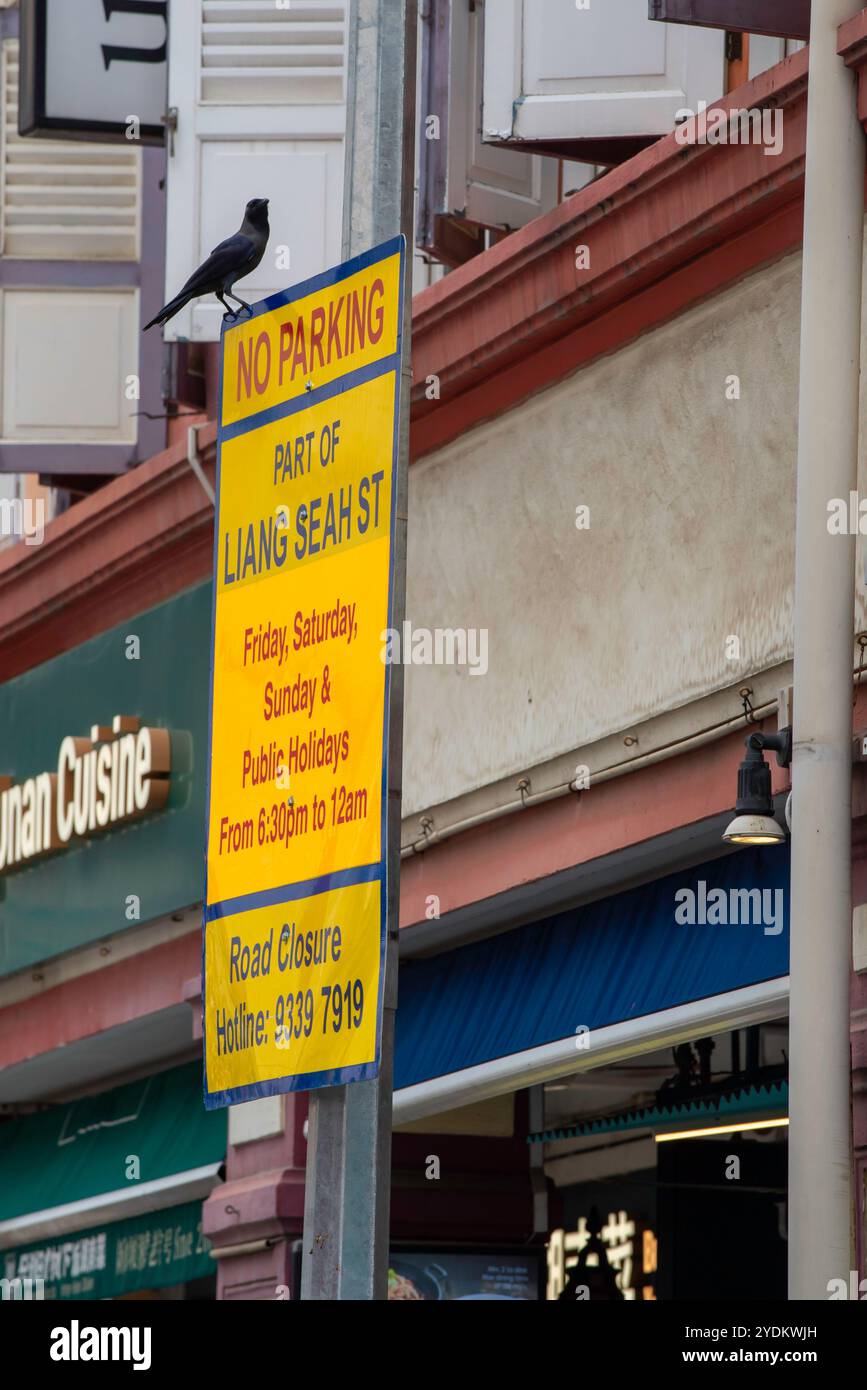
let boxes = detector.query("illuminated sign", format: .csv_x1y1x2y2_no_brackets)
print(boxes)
547,1212,657,1301
203,237,405,1108
0,715,170,874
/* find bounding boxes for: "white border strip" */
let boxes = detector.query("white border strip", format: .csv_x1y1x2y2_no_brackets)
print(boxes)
392,978,790,1125
0,1163,222,1250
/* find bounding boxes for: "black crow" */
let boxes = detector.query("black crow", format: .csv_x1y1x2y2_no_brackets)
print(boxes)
144,198,270,330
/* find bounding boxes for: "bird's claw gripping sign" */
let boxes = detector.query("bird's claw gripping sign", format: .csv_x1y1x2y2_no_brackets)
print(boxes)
203,237,405,1107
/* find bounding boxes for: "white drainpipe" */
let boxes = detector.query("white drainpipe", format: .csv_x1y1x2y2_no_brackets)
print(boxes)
789,0,865,1299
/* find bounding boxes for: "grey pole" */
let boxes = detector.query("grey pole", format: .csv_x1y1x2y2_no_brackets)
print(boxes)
789,0,865,1298
300,0,418,1301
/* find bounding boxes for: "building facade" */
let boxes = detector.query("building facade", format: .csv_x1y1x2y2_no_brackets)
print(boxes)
2,2,867,1302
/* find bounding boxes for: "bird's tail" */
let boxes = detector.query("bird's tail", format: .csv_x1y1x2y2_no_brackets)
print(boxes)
143,291,192,332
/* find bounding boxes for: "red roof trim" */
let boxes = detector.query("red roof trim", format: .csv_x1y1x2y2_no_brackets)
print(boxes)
0,426,217,679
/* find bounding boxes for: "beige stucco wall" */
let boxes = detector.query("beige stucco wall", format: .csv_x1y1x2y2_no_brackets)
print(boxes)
402,248,867,818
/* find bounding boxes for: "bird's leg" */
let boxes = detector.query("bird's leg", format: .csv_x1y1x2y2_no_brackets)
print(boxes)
218,291,245,323
217,291,239,322
227,292,254,320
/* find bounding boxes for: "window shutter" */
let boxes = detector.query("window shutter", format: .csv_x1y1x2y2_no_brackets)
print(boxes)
418,0,558,265
201,0,344,104
1,40,140,261
483,0,725,158
163,0,346,342
1,286,139,443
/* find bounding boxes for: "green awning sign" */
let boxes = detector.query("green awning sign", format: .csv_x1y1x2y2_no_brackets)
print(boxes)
0,583,211,979
2,1200,212,1301
0,1062,225,1223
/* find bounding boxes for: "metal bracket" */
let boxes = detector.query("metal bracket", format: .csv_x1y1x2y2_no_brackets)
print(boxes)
161,105,178,157
747,726,792,768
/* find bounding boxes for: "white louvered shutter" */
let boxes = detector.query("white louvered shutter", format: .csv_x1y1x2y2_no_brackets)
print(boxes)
0,39,140,261
200,0,343,104
163,0,345,342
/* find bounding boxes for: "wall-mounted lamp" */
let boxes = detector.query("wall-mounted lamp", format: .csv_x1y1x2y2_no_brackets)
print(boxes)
722,728,792,847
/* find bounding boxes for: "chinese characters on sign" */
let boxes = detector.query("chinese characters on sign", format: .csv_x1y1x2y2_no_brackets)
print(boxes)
547,1212,657,1300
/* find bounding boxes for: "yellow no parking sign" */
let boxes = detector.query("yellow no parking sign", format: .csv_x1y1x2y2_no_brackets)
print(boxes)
203,238,405,1107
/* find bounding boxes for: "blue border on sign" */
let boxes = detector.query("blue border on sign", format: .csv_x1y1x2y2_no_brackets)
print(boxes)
205,1058,380,1111
204,859,382,922
201,234,405,1111
220,352,400,444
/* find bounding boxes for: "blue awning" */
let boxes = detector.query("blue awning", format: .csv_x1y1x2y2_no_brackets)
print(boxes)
395,846,789,1090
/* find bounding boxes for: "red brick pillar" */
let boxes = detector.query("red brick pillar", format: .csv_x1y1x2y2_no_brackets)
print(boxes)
203,1093,308,1300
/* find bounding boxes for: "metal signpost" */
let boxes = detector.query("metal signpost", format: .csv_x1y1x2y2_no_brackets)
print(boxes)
300,0,418,1301
202,0,417,1301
